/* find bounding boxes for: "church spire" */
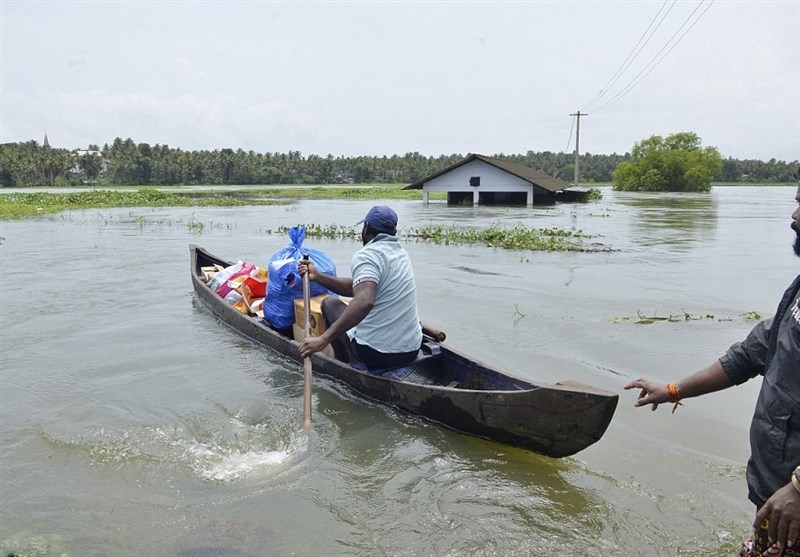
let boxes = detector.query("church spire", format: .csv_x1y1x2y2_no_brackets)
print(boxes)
43,132,50,148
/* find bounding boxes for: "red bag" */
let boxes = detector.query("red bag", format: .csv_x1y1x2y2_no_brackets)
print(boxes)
215,263,255,298
242,275,266,298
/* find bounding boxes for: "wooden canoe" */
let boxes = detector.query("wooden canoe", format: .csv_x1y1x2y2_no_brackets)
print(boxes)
190,244,618,457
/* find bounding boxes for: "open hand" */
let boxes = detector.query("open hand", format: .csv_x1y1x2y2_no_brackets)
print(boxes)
624,379,671,411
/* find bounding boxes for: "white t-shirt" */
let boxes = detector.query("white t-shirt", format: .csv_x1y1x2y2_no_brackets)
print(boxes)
347,234,422,353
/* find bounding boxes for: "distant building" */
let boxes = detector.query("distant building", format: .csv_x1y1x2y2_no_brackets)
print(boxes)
403,153,570,206
43,133,50,148
71,148,105,178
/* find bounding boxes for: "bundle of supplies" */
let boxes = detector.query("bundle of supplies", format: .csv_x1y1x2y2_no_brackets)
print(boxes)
262,226,336,331
205,261,268,316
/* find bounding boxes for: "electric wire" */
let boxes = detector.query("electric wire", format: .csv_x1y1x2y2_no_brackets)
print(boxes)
591,0,715,114
582,0,675,111
565,115,576,152
593,0,714,113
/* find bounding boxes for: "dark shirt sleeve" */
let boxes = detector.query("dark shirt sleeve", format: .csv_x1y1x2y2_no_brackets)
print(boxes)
718,317,773,385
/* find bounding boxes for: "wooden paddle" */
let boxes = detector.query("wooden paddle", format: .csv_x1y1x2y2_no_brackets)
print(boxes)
301,255,313,429
421,324,446,342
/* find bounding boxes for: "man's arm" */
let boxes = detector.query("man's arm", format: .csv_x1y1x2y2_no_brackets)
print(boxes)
298,260,354,297
298,281,375,358
319,281,375,342
624,360,733,411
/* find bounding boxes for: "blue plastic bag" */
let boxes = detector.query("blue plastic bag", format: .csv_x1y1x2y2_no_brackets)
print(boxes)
262,226,337,330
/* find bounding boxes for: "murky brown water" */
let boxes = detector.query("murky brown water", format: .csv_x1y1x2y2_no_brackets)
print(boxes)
1,186,797,556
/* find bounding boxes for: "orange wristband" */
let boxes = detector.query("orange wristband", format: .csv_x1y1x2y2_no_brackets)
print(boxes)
667,383,683,414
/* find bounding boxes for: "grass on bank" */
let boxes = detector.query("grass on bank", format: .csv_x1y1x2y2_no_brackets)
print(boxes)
233,184,440,200
0,189,289,219
0,185,443,219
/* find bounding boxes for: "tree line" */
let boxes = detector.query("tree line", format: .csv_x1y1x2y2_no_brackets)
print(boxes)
0,136,797,188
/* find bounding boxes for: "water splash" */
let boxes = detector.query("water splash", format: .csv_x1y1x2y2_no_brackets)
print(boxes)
184,429,312,482
41,409,317,484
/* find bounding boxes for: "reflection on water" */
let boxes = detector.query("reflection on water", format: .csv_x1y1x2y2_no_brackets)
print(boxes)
616,190,719,249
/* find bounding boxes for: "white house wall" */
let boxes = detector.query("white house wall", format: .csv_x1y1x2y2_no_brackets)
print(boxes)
423,160,530,190
421,159,533,205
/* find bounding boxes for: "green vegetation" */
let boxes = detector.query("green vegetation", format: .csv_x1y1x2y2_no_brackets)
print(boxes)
0,188,603,252
236,184,445,201
613,310,763,324
404,224,589,251
271,222,601,252
612,132,723,192
0,185,448,219
0,189,285,219
2,136,797,188
1,531,70,557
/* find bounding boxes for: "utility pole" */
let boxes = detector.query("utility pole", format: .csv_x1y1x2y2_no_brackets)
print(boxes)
569,111,587,187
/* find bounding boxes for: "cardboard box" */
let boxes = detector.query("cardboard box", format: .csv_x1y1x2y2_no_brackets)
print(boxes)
292,324,334,358
201,265,221,282
293,294,328,337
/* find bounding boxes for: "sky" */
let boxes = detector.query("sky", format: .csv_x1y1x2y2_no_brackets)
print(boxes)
1,0,798,162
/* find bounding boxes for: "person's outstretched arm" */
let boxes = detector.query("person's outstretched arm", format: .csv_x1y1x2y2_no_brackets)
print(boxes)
624,360,733,411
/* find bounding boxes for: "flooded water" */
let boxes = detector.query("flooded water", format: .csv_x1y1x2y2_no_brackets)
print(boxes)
1,186,798,556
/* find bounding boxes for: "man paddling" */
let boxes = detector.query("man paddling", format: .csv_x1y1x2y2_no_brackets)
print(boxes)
625,177,800,556
298,205,423,369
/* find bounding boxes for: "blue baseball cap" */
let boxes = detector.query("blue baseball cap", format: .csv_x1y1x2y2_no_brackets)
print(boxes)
357,205,398,235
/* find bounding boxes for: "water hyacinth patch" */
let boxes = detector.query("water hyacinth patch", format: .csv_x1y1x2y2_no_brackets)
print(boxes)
270,222,603,252
0,189,285,219
405,223,589,251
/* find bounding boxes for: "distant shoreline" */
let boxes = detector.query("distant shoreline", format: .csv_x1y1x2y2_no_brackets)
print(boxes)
2,182,796,221
1,181,796,193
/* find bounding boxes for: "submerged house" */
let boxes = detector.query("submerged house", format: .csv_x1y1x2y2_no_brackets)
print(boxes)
403,153,571,206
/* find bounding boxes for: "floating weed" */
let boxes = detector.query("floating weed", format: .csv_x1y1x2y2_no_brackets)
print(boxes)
613,310,763,324
404,223,597,251
272,223,360,240
586,188,603,200
186,216,205,233
94,211,176,231
271,222,606,252
182,214,232,233
1,531,70,557
0,189,285,220
236,185,446,201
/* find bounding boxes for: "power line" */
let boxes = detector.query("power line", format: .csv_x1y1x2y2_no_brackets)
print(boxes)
592,0,715,114
564,114,576,152
582,0,675,111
